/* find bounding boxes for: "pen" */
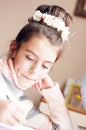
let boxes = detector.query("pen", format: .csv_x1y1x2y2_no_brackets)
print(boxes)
78,125,86,129
6,95,10,100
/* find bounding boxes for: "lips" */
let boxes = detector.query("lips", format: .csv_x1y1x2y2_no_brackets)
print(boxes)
22,74,36,82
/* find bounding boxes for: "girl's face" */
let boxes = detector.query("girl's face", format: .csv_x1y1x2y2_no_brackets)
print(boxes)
13,36,58,90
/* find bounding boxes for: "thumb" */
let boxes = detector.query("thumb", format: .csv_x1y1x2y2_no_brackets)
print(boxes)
42,75,54,89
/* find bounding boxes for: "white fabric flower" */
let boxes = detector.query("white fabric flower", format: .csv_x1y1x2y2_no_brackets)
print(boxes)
33,10,42,21
62,27,70,41
33,10,70,41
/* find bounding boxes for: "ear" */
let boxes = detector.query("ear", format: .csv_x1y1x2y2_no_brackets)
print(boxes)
9,40,17,58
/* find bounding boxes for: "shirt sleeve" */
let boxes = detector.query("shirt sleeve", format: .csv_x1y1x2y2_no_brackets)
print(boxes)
40,83,74,130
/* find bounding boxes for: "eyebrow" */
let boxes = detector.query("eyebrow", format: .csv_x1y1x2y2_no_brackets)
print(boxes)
25,49,54,64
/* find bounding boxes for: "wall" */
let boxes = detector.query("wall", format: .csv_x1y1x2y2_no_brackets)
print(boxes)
0,0,86,87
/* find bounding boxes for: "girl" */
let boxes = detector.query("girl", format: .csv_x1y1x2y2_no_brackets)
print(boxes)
0,4,73,130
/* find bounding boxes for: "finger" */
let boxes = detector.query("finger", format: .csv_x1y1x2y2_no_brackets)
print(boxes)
13,104,26,123
31,82,41,91
0,111,20,126
6,115,20,126
6,102,26,124
42,75,54,88
35,82,42,91
12,113,25,124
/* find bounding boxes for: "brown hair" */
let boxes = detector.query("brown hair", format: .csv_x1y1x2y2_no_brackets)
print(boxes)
10,5,72,61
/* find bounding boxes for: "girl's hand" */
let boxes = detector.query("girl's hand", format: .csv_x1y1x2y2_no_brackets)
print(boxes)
31,75,54,91
41,74,54,89
0,100,26,126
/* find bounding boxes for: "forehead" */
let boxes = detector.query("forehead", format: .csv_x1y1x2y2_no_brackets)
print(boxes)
20,36,58,62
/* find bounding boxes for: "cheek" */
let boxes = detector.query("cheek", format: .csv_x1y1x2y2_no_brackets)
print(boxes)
14,59,31,73
39,67,52,80
38,69,50,80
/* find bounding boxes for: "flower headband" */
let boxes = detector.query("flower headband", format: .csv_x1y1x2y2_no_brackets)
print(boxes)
33,10,70,41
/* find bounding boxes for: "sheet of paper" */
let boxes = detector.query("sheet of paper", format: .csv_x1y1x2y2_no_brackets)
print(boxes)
24,113,49,129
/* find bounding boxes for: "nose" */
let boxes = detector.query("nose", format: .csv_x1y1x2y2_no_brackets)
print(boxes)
29,62,41,74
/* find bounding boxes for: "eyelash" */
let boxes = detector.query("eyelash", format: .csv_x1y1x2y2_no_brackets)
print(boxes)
26,55,35,61
42,65,49,69
26,55,50,69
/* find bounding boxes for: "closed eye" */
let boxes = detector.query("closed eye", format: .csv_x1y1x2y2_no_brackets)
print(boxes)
42,64,50,69
26,55,35,61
